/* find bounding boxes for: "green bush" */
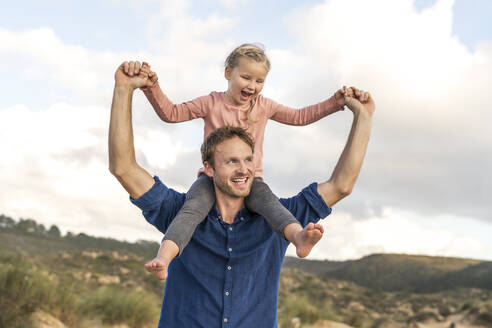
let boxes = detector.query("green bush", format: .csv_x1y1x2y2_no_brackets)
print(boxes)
78,286,159,327
346,312,370,328
278,296,322,326
475,312,492,325
0,255,78,328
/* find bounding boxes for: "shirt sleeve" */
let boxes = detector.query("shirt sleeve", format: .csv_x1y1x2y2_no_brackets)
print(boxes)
129,176,186,234
267,96,344,126
279,183,332,227
141,83,208,123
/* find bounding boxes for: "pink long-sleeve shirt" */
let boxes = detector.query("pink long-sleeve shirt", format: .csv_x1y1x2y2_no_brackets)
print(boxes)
142,83,343,178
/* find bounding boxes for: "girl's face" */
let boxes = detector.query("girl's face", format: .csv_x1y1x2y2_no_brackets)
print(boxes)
224,57,268,106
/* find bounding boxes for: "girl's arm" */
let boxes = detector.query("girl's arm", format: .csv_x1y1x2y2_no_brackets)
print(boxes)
139,64,208,123
268,90,345,126
142,83,209,123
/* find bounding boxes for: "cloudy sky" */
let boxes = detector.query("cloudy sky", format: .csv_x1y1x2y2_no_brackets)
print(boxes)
1,0,491,261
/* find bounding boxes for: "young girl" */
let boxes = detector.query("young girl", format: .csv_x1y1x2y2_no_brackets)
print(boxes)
132,44,348,280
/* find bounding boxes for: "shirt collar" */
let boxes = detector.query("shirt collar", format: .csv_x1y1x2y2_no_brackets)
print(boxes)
209,206,254,224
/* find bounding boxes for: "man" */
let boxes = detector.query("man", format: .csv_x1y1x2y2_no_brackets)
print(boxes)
109,61,375,327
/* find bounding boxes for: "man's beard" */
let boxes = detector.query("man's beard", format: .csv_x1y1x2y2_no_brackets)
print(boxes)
214,174,251,198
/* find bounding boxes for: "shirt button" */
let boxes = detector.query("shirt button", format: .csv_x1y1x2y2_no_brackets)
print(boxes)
224,318,228,323
225,291,229,296
228,248,232,252
229,227,233,231
227,266,232,270
240,217,244,221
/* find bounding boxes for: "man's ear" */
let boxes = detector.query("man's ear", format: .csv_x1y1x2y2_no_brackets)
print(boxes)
224,66,231,80
203,161,214,178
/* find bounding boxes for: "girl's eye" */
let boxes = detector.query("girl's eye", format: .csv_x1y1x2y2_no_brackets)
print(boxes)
241,76,250,80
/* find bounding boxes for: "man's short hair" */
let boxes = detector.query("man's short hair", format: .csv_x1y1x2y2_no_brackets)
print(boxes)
201,126,255,168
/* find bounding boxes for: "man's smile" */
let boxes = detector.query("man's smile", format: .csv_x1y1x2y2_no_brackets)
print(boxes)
231,176,249,185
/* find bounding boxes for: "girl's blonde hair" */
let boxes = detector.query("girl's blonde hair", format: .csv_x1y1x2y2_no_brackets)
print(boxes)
225,43,271,123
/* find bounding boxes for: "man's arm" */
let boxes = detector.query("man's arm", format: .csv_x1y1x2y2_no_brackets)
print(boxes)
108,61,155,199
318,88,375,207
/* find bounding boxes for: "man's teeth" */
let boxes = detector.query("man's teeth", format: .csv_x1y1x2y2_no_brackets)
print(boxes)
232,177,247,183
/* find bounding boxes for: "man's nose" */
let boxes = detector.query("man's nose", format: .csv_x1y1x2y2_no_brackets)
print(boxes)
237,161,249,173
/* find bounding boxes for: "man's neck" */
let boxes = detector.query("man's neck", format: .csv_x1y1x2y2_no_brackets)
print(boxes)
214,189,245,224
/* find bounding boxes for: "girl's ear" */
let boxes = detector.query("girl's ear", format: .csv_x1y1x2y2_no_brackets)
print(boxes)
224,66,231,80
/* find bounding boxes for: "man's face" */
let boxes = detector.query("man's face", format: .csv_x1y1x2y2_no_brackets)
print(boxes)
205,136,255,198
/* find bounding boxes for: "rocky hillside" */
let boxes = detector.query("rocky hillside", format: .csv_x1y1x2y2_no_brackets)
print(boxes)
2,215,492,328
279,267,492,328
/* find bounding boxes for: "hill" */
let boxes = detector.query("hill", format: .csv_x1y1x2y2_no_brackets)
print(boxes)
1,214,492,328
284,253,492,293
0,215,159,258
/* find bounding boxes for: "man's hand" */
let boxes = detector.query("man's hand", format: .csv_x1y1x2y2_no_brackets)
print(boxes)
344,87,375,117
335,86,375,117
114,60,152,90
318,86,374,208
109,61,156,199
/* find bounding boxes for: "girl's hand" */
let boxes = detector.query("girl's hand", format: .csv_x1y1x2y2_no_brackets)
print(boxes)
334,86,354,108
141,62,159,88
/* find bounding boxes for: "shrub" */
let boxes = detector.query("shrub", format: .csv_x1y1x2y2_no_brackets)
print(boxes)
0,255,78,327
78,286,159,327
278,296,321,326
346,312,369,328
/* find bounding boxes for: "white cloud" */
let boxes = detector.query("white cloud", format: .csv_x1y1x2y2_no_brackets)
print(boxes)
214,0,247,9
1,0,491,260
263,0,492,223
0,28,107,93
0,102,185,241
147,0,235,44
141,0,239,101
0,2,241,243
287,208,488,261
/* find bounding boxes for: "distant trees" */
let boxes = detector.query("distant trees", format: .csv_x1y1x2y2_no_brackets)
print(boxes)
0,214,62,239
0,214,159,257
17,219,42,233
48,225,62,238
0,214,15,228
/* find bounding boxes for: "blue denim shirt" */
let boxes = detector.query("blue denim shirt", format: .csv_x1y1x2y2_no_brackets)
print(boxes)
131,176,331,328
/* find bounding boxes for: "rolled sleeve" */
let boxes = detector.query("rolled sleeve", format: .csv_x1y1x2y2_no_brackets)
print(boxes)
280,182,332,227
130,176,186,234
301,182,332,219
